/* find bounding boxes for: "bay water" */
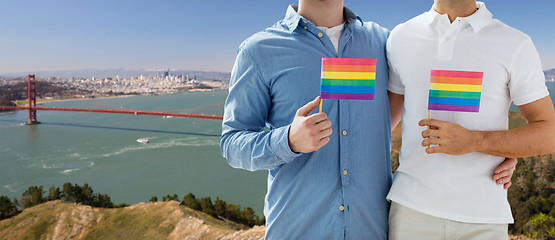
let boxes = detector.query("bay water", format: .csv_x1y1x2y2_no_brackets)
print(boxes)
0,90,267,215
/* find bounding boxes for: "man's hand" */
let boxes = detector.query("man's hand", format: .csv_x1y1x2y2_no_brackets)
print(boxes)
494,158,517,189
288,96,333,153
419,118,483,155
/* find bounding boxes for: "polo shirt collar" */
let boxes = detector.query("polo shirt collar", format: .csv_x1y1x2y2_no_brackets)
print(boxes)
424,1,493,33
464,2,493,33
283,4,362,32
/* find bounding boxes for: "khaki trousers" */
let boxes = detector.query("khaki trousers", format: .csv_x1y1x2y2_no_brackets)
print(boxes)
389,202,509,240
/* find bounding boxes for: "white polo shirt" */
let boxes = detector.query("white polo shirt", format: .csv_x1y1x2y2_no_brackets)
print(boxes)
386,2,549,223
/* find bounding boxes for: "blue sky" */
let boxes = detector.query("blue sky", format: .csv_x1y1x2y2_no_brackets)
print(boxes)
1,0,554,74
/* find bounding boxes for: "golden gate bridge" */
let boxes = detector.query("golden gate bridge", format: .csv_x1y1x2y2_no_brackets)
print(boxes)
1,75,224,124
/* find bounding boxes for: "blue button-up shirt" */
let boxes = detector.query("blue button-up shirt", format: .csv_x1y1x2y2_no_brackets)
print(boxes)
220,5,392,239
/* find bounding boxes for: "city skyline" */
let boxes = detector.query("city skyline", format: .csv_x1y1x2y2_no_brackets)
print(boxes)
1,0,554,74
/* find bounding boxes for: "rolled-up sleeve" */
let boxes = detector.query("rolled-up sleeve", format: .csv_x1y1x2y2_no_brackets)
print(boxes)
219,46,301,171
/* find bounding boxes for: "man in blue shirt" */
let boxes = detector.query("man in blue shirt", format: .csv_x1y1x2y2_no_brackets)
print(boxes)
220,0,516,239
219,1,391,239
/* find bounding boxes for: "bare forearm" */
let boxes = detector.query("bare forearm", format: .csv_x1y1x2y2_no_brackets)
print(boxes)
476,121,555,158
421,97,555,156
478,97,555,157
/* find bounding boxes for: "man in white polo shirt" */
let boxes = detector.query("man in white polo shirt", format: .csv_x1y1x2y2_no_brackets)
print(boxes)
386,0,555,239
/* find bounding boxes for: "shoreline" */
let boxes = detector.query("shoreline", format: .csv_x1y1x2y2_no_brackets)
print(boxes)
34,94,138,105
14,88,228,106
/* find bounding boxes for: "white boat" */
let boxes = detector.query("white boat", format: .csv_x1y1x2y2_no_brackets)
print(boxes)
137,138,149,144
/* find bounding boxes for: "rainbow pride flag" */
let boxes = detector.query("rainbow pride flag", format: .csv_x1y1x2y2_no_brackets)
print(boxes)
428,70,483,112
320,58,376,100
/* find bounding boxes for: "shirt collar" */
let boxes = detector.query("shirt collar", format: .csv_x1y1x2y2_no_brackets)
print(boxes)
424,1,493,33
463,2,493,33
283,4,362,32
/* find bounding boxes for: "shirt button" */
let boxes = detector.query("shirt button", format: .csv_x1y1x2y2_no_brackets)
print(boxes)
339,205,345,211
303,19,307,23
318,32,323,38
342,130,347,136
445,37,451,41
343,170,348,175
304,26,307,30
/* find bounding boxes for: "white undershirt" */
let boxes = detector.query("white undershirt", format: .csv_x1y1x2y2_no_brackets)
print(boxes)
317,23,345,55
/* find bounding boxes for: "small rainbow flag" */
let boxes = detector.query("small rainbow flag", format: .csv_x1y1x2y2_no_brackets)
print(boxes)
428,70,483,112
320,58,376,100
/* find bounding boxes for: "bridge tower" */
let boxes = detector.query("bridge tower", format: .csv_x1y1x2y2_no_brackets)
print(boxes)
26,74,40,125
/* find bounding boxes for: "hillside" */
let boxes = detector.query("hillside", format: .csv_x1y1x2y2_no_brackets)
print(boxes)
545,68,555,80
0,200,264,240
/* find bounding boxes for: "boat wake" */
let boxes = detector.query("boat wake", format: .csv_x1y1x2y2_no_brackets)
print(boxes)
54,161,95,174
100,137,217,158
61,168,80,174
2,184,15,193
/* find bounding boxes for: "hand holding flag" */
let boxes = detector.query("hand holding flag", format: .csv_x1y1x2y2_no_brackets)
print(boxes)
419,118,484,155
298,57,375,152
288,96,333,153
422,69,484,153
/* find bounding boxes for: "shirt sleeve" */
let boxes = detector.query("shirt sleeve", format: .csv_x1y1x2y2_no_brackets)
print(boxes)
386,32,405,95
508,38,550,106
219,46,301,172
